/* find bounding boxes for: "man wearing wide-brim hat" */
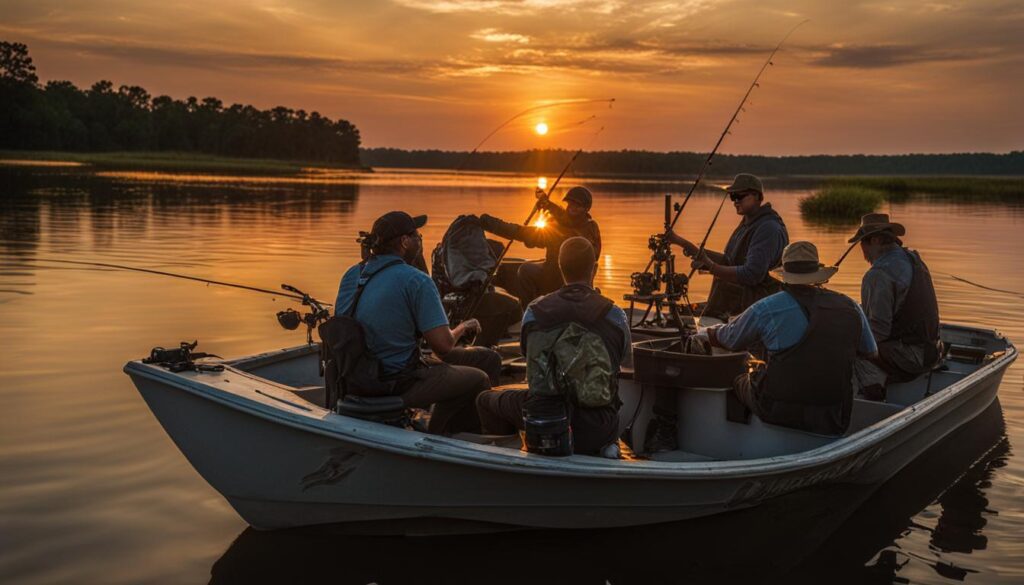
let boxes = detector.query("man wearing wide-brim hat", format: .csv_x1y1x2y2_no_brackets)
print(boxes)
848,213,942,401
685,241,878,437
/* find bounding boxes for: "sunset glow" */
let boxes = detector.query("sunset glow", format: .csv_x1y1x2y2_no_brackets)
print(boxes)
2,1,1019,154
534,122,549,136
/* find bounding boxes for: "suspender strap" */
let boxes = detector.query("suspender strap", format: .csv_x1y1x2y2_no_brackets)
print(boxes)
346,258,404,317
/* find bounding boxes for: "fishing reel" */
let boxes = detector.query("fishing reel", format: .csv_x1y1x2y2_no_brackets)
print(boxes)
277,284,331,344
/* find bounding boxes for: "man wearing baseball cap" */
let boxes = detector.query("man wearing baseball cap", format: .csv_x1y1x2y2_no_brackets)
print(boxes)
480,185,602,308
646,241,877,451
848,213,942,401
334,211,502,435
666,173,789,319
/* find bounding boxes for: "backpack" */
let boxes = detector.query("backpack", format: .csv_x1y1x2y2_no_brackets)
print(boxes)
319,259,404,408
431,215,497,298
526,322,616,408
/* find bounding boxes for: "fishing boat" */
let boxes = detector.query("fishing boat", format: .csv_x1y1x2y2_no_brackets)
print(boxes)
124,322,1015,533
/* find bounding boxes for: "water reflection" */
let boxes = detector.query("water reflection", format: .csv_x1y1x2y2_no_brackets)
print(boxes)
209,402,1008,585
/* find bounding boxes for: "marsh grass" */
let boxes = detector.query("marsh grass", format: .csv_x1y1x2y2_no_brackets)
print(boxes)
799,186,886,221
0,151,365,175
823,176,1024,201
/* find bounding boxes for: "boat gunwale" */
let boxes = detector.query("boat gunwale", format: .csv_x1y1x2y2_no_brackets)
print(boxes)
124,325,1016,480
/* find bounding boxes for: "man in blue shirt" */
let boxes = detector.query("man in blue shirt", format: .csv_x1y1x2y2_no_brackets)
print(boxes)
336,211,502,435
475,237,632,454
647,242,877,449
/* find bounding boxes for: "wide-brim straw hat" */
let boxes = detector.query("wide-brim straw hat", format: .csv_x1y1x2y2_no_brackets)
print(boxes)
848,212,906,243
770,241,838,285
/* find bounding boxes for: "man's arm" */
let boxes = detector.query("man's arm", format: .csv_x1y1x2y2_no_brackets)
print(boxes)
861,269,896,342
665,230,724,262
701,223,785,285
706,304,764,351
422,319,480,356
480,213,558,250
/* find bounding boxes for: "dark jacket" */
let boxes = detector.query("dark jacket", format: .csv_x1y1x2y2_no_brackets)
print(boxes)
481,203,601,271
705,203,788,317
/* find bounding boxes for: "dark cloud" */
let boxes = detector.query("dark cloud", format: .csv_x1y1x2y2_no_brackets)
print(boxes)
32,37,429,75
811,44,990,69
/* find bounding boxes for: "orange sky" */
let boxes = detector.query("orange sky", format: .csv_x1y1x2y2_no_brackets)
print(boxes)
3,0,1022,154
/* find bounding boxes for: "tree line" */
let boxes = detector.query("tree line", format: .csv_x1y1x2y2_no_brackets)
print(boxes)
362,148,1023,177
0,41,362,165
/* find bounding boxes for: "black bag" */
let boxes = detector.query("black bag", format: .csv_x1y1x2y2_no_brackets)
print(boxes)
319,259,404,408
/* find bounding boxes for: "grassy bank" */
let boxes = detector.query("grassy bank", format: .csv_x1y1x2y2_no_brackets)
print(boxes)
799,186,887,221
822,176,1024,200
0,151,367,175
800,176,1024,221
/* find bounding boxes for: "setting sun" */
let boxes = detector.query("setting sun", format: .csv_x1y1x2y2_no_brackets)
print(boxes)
534,122,549,136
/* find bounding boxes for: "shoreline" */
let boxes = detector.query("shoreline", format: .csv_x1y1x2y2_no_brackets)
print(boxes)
0,150,370,175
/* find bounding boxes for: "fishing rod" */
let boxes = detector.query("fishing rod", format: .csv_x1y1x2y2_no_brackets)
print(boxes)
29,258,330,304
462,127,606,321
642,19,808,275
455,98,615,172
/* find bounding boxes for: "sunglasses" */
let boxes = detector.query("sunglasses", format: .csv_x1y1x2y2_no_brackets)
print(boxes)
729,190,757,202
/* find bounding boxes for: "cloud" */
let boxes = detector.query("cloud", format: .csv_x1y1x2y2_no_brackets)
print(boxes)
811,43,996,68
471,28,531,44
391,0,624,16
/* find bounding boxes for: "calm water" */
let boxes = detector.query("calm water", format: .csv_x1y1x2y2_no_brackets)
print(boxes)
1,166,1023,584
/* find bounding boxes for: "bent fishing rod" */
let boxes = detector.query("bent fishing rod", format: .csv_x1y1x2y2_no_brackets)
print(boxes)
644,19,808,275
28,258,332,306
462,127,606,320
455,98,615,172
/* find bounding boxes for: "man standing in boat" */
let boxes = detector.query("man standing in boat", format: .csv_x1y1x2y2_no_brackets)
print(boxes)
647,173,788,451
480,185,602,309
666,173,789,319
696,241,877,436
335,211,502,435
848,214,943,401
475,237,631,455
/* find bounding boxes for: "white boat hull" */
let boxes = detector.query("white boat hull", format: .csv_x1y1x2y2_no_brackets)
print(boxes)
125,324,1015,532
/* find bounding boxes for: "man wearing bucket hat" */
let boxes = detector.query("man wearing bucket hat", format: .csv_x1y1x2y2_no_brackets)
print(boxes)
481,185,602,309
848,213,942,401
647,241,877,448
333,211,502,435
666,173,789,318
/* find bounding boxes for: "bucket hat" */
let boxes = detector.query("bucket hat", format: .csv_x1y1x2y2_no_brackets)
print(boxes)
770,241,838,285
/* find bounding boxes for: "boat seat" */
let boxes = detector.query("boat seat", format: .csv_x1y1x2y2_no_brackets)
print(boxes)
337,395,408,426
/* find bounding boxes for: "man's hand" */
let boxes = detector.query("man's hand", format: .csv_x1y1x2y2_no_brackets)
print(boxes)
666,229,698,256
691,249,715,271
454,318,481,340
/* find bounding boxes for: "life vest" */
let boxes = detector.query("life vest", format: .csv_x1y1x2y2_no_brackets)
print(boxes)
889,248,941,366
705,205,787,318
523,284,624,408
754,286,863,436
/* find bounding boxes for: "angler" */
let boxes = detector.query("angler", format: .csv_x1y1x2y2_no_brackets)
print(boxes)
480,185,602,309
667,173,789,319
847,213,943,401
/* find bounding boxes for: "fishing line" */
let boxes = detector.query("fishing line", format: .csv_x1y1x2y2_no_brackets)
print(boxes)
25,258,332,305
455,98,615,172
936,272,1024,299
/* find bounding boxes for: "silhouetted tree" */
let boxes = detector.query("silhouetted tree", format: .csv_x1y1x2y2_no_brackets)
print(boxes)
0,41,362,165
